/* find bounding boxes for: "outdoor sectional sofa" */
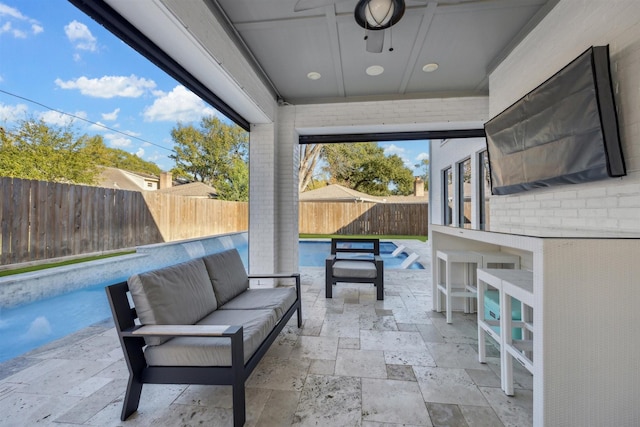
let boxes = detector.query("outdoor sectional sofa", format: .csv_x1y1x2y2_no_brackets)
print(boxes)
105,248,302,427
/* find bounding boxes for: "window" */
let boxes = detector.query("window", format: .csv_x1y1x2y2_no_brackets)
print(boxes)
478,150,491,230
442,167,453,225
457,158,472,228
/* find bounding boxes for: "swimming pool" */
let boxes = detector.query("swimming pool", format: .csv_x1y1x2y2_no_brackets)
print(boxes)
0,284,112,362
0,240,420,362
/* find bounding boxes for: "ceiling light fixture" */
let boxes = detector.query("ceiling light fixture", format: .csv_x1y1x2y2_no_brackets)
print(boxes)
307,71,321,80
366,65,384,76
354,0,404,31
422,63,439,73
354,0,405,53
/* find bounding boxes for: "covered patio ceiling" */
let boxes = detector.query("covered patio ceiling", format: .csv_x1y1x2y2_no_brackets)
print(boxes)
69,0,558,129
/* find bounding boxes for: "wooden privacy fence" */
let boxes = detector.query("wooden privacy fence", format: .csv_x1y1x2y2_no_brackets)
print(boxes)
0,177,248,266
299,201,428,235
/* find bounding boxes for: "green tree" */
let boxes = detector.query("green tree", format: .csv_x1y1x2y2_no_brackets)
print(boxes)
415,157,429,190
85,137,162,176
169,116,249,201
0,118,100,184
321,142,415,196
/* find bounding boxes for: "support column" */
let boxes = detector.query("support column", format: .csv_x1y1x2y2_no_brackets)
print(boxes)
249,122,277,277
275,106,299,273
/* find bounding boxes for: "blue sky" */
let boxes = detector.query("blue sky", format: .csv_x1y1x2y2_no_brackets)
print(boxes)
0,1,429,175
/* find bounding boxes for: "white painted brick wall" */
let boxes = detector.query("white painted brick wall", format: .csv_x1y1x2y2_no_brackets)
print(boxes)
294,97,489,132
488,0,640,235
275,106,300,273
249,123,277,276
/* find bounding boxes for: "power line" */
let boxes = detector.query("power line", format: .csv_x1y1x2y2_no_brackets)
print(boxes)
0,88,175,153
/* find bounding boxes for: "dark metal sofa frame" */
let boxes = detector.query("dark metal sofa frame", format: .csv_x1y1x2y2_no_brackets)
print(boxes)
325,238,384,300
105,273,302,427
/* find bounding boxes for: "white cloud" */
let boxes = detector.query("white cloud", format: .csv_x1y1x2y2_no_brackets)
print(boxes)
382,143,407,157
40,110,87,126
102,108,120,121
55,75,156,98
0,3,43,38
88,121,107,131
0,102,28,122
143,85,217,122
104,133,132,148
64,20,97,52
416,152,429,162
0,3,26,20
135,147,144,157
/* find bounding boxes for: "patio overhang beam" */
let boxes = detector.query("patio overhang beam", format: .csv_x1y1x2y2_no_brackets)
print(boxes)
68,0,250,131
298,129,486,144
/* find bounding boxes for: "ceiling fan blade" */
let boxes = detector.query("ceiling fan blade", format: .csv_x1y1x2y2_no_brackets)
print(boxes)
366,30,385,53
294,0,341,12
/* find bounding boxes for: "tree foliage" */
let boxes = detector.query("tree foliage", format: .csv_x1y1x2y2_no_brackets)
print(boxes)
415,157,430,190
92,142,162,176
0,118,100,184
0,118,164,185
320,142,415,196
169,116,249,201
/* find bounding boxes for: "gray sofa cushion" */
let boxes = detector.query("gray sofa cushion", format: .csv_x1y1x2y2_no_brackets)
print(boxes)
219,287,297,319
128,258,217,346
143,309,277,366
203,249,249,305
332,260,378,279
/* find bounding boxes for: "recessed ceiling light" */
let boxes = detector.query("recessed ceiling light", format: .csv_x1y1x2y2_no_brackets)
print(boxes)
366,65,384,76
422,63,439,73
307,71,321,80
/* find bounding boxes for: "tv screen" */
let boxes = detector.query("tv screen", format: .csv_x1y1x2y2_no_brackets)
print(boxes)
484,46,626,196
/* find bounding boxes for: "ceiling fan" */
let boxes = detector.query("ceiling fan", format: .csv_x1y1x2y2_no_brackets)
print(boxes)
294,0,488,53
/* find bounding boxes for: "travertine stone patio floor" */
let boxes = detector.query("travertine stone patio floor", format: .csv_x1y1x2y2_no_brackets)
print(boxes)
0,240,533,426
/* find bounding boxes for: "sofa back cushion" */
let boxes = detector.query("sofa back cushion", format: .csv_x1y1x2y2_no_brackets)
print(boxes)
128,258,217,346
203,249,249,306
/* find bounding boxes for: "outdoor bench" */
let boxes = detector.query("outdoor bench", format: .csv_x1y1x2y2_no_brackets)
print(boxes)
105,248,302,427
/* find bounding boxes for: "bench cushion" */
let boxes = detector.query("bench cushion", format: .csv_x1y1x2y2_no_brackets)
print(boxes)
143,308,277,366
332,260,378,279
128,258,218,346
203,249,249,306
219,287,297,319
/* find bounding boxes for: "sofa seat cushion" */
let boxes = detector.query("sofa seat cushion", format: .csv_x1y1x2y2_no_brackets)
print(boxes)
332,260,378,279
219,287,296,319
128,258,217,346
203,249,249,306
143,309,277,367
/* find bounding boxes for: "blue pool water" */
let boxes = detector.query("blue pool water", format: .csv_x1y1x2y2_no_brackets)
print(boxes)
0,240,421,363
0,285,112,362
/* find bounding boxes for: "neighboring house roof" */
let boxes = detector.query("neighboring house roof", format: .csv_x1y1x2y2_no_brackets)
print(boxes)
300,183,429,204
156,181,218,198
299,184,383,203
96,167,159,192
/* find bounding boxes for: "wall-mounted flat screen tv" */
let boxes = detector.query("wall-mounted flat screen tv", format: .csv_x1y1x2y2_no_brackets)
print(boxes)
484,45,626,196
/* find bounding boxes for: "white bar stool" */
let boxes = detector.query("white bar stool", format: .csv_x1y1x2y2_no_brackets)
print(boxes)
477,268,531,393
465,251,520,313
500,270,534,396
436,250,483,324
477,269,504,373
